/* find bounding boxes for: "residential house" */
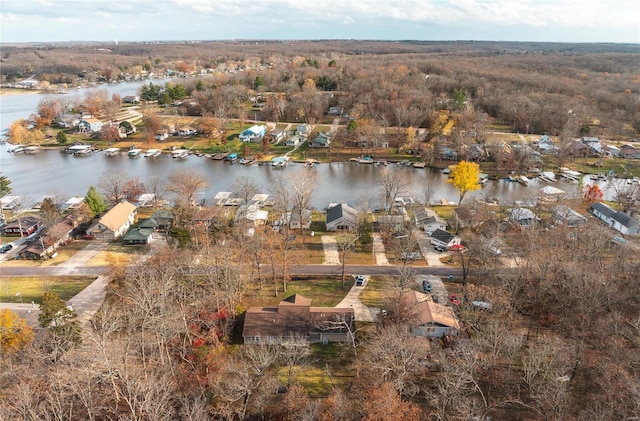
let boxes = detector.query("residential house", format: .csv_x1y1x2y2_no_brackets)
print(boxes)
239,125,266,142
402,290,460,338
193,207,231,231
295,124,312,137
270,130,286,144
122,95,140,104
537,135,559,153
589,202,639,235
620,144,640,159
87,201,138,241
373,215,405,232
155,130,169,141
569,140,592,157
119,121,136,136
414,208,447,234
2,216,42,236
429,228,461,249
508,208,538,228
326,203,359,231
285,135,303,147
605,145,620,157
78,118,103,133
552,205,588,227
328,106,344,116
122,228,154,245
290,206,312,230
178,126,197,137
439,147,458,161
310,132,331,148
236,204,269,227
539,186,566,203
242,294,355,344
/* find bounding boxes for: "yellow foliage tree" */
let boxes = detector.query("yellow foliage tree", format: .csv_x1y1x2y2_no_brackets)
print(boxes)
0,309,34,355
448,160,481,204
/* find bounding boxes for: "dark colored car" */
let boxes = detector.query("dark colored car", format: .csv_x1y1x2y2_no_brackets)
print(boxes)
0,244,13,254
422,281,432,293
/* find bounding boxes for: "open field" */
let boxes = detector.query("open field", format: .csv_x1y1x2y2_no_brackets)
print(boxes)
0,276,94,303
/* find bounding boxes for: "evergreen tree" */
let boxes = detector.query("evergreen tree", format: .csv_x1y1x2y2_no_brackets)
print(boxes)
0,175,11,197
84,185,107,217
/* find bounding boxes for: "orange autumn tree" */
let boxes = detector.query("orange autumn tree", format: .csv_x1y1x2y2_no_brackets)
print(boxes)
584,183,604,204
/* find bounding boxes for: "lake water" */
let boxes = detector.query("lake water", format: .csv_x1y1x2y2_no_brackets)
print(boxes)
0,80,611,209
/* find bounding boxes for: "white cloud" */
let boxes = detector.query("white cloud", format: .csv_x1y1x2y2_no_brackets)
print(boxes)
0,0,638,43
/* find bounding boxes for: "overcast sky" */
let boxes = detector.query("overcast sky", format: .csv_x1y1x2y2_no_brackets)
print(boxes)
1,0,639,44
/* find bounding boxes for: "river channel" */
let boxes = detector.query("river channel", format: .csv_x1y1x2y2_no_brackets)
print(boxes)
0,80,601,209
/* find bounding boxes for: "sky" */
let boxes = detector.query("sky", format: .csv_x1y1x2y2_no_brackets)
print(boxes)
1,0,639,44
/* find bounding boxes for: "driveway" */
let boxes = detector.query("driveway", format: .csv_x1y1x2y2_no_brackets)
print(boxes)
335,276,378,322
413,228,448,267
416,274,449,305
372,233,390,265
321,235,341,264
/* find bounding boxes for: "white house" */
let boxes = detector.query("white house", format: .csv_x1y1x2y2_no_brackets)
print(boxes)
78,118,103,133
552,205,588,227
326,203,359,231
508,208,538,228
87,201,138,241
239,125,266,142
285,135,303,147
429,228,461,249
537,135,558,153
290,206,312,230
414,208,447,234
295,124,312,137
589,202,639,235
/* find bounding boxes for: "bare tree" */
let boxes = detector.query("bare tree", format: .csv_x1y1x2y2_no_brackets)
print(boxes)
166,169,207,227
378,167,409,212
98,171,129,206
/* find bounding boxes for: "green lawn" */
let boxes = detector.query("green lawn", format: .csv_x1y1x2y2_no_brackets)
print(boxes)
0,276,95,303
359,275,398,307
246,278,351,308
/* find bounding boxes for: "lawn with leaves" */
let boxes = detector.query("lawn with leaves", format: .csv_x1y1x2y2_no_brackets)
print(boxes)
0,276,94,303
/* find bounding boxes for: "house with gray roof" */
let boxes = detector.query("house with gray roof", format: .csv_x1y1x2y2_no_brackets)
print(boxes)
326,203,359,231
589,202,639,235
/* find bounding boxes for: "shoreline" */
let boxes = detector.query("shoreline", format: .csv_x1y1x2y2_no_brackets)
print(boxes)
0,88,43,96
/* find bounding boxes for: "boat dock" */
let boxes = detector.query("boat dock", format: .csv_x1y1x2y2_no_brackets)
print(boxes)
104,147,120,156
144,149,161,157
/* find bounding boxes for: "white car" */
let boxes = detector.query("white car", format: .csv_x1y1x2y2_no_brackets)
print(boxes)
354,275,367,286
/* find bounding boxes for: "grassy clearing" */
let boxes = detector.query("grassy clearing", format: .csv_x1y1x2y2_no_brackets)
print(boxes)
86,243,148,266
359,275,397,307
278,342,356,397
291,235,326,264
0,276,94,303
245,278,351,308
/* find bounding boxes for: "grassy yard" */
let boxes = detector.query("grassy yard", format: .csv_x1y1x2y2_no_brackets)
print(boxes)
86,243,148,266
1,240,90,267
277,342,356,397
291,235,326,264
0,276,94,303
359,275,398,307
245,278,351,308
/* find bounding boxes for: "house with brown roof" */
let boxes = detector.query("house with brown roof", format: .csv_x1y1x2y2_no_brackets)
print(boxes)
2,216,42,237
402,290,460,338
242,294,355,344
87,201,137,241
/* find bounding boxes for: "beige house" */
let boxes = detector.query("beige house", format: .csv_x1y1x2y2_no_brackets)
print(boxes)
402,290,460,338
87,201,137,241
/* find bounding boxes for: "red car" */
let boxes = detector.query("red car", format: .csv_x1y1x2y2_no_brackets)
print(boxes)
450,295,461,306
449,244,467,253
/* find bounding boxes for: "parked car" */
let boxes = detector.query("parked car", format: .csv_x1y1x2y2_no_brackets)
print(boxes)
400,251,421,260
434,245,446,252
450,295,461,306
381,309,387,317
423,281,432,293
354,275,367,286
0,244,13,253
449,244,467,253
486,244,502,256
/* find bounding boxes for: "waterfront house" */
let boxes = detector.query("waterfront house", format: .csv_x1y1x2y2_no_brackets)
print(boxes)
239,125,266,142
620,144,640,159
2,216,42,237
289,206,312,230
402,290,460,338
537,135,559,153
87,201,138,241
589,202,639,235
122,95,140,104
178,126,197,137
508,207,538,228
78,118,103,133
552,205,588,227
310,132,331,148
242,294,355,344
326,203,359,231
285,135,303,147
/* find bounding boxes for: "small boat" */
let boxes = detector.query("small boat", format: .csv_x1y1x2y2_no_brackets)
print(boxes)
171,149,189,159
271,157,288,168
376,160,387,166
128,148,142,158
143,149,161,157
10,146,26,154
412,162,426,168
104,147,120,156
67,144,93,156
358,156,374,164
538,171,556,182
224,153,238,162
518,176,530,186
24,146,40,154
442,167,451,174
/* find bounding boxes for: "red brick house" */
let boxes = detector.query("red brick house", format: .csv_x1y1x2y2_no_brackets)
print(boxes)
2,216,42,237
